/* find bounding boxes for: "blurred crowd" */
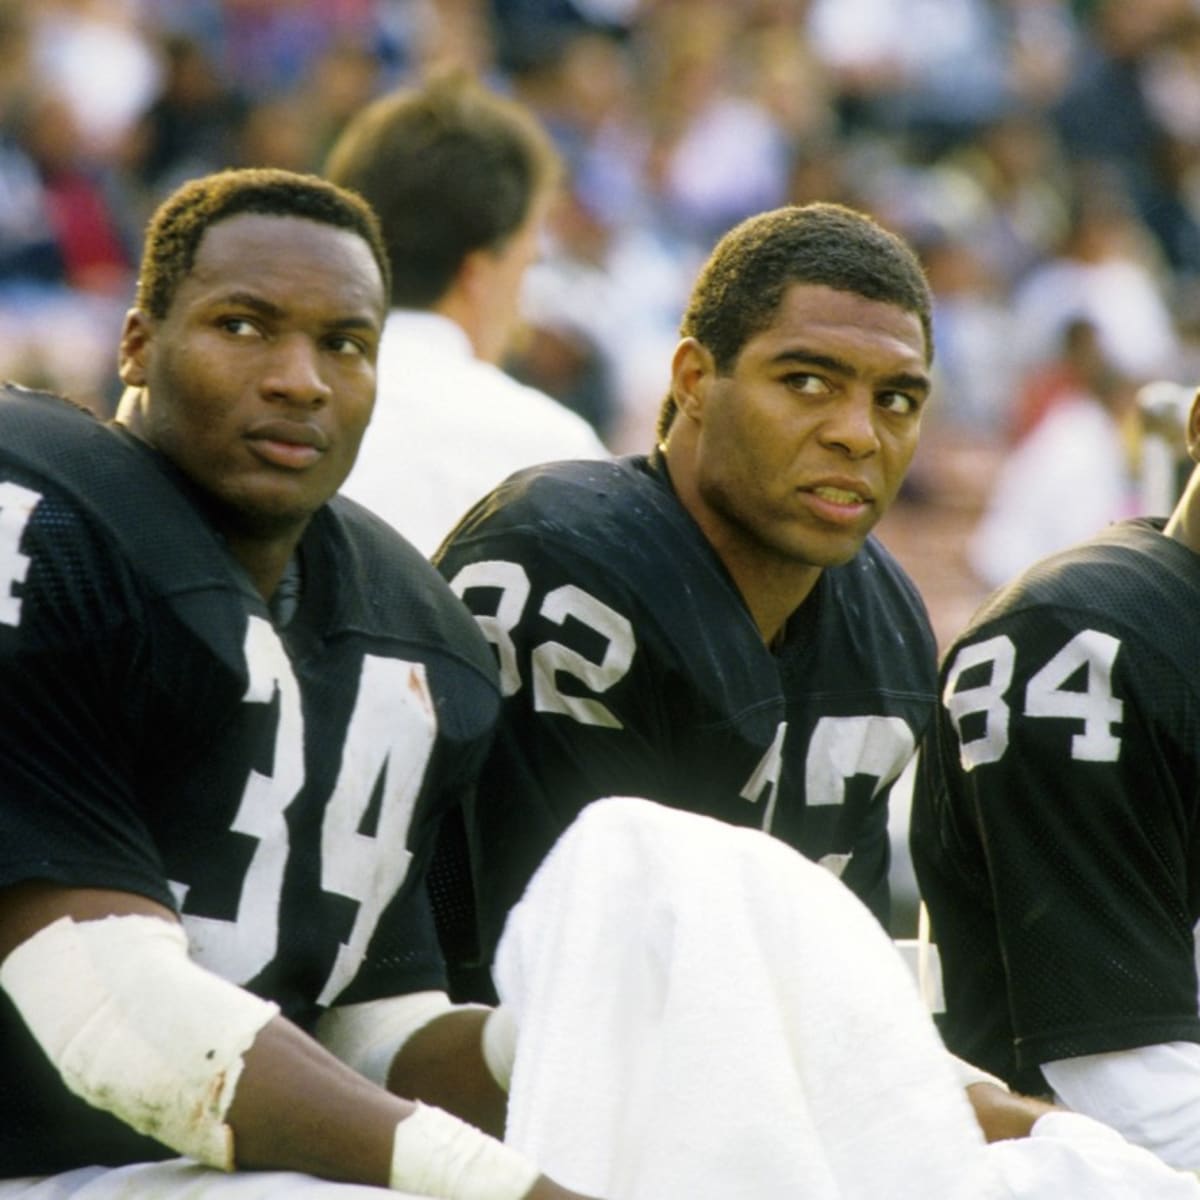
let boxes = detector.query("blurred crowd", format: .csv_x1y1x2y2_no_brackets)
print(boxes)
3,0,1200,631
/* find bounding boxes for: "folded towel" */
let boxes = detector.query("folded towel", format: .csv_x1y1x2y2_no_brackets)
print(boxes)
495,796,1001,1199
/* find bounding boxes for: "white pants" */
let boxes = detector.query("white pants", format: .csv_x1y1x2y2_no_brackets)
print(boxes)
0,1161,415,1198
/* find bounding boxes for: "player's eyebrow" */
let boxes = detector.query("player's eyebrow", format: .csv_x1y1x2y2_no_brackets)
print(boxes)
769,349,931,395
215,290,284,317
214,290,379,331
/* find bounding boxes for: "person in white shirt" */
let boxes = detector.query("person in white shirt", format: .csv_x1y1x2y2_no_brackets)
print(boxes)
325,71,610,557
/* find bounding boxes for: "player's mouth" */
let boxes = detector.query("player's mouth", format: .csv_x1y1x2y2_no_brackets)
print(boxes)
245,419,330,470
799,480,873,524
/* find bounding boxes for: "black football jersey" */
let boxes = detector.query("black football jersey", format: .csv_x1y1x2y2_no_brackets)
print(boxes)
0,385,501,1174
911,518,1200,1096
433,454,938,968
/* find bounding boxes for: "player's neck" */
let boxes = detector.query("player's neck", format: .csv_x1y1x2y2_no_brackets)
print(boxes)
1164,467,1200,556
681,498,821,643
663,437,821,643
223,529,304,605
720,543,822,647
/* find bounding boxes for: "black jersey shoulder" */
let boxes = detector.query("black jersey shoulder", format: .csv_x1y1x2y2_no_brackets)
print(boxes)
0,384,258,608
809,534,938,688
447,455,710,562
966,518,1199,647
317,493,500,736
439,454,772,701
443,454,752,631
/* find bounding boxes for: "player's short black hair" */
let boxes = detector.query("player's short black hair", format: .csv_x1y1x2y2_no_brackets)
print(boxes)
323,69,560,308
657,203,933,443
136,167,391,319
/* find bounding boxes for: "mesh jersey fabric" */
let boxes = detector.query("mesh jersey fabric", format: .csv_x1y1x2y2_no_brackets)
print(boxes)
432,452,938,989
0,385,501,1174
912,517,1200,1096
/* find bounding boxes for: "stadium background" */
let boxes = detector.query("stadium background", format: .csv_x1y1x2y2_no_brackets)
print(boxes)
3,0,1198,932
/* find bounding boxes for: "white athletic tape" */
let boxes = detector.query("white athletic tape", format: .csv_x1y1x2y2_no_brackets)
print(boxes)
318,995,517,1095
389,1103,540,1199
315,991,457,1088
0,915,278,1169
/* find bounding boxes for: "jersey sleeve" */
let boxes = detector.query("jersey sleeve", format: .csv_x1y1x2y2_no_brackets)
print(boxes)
912,603,1200,1093
0,478,173,905
435,522,670,960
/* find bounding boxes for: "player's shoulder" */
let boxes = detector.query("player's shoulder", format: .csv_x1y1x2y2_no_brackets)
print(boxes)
442,454,701,564
963,518,1190,642
437,454,741,626
0,384,248,604
944,519,1200,708
0,382,110,462
819,535,938,676
319,493,499,685
833,535,933,628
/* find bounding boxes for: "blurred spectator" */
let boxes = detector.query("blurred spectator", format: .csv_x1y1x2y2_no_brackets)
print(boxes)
1007,314,1110,444
967,321,1139,590
637,2,793,244
3,0,1200,622
17,88,136,297
1010,178,1179,383
928,107,1070,293
27,0,159,155
325,71,610,556
1051,0,1181,216
519,180,701,450
919,230,1017,437
128,34,245,204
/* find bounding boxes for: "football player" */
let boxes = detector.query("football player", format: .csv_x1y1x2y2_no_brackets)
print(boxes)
911,384,1200,1169
433,201,938,982
0,169,593,1199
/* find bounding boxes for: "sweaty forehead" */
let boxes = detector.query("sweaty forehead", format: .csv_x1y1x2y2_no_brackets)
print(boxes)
752,283,929,366
186,212,386,314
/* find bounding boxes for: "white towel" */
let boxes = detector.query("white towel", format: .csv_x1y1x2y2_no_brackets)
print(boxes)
494,797,1002,1199
991,1111,1200,1199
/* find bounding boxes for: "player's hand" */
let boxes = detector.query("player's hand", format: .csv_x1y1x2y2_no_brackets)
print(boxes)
966,1081,1058,1142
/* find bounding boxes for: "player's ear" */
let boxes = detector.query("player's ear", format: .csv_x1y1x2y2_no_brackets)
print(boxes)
118,309,154,388
670,337,716,423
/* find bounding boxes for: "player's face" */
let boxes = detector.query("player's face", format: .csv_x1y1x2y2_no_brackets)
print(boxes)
119,212,386,534
680,282,930,569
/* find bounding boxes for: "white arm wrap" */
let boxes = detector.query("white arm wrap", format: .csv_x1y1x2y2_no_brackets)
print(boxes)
317,994,518,1093
390,1103,540,1199
0,914,278,1170
316,991,457,1087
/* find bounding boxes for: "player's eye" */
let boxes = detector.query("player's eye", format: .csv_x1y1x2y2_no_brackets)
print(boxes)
326,333,369,357
878,390,921,416
218,316,261,338
783,372,830,395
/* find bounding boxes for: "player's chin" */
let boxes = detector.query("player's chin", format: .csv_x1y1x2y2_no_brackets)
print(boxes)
225,472,337,532
778,526,871,568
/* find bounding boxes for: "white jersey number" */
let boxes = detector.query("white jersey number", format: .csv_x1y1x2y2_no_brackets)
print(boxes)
177,616,434,1004
944,629,1123,771
448,559,635,729
0,481,41,628
741,716,916,876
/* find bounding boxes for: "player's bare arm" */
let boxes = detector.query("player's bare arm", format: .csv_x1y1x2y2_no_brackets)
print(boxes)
0,881,596,1199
